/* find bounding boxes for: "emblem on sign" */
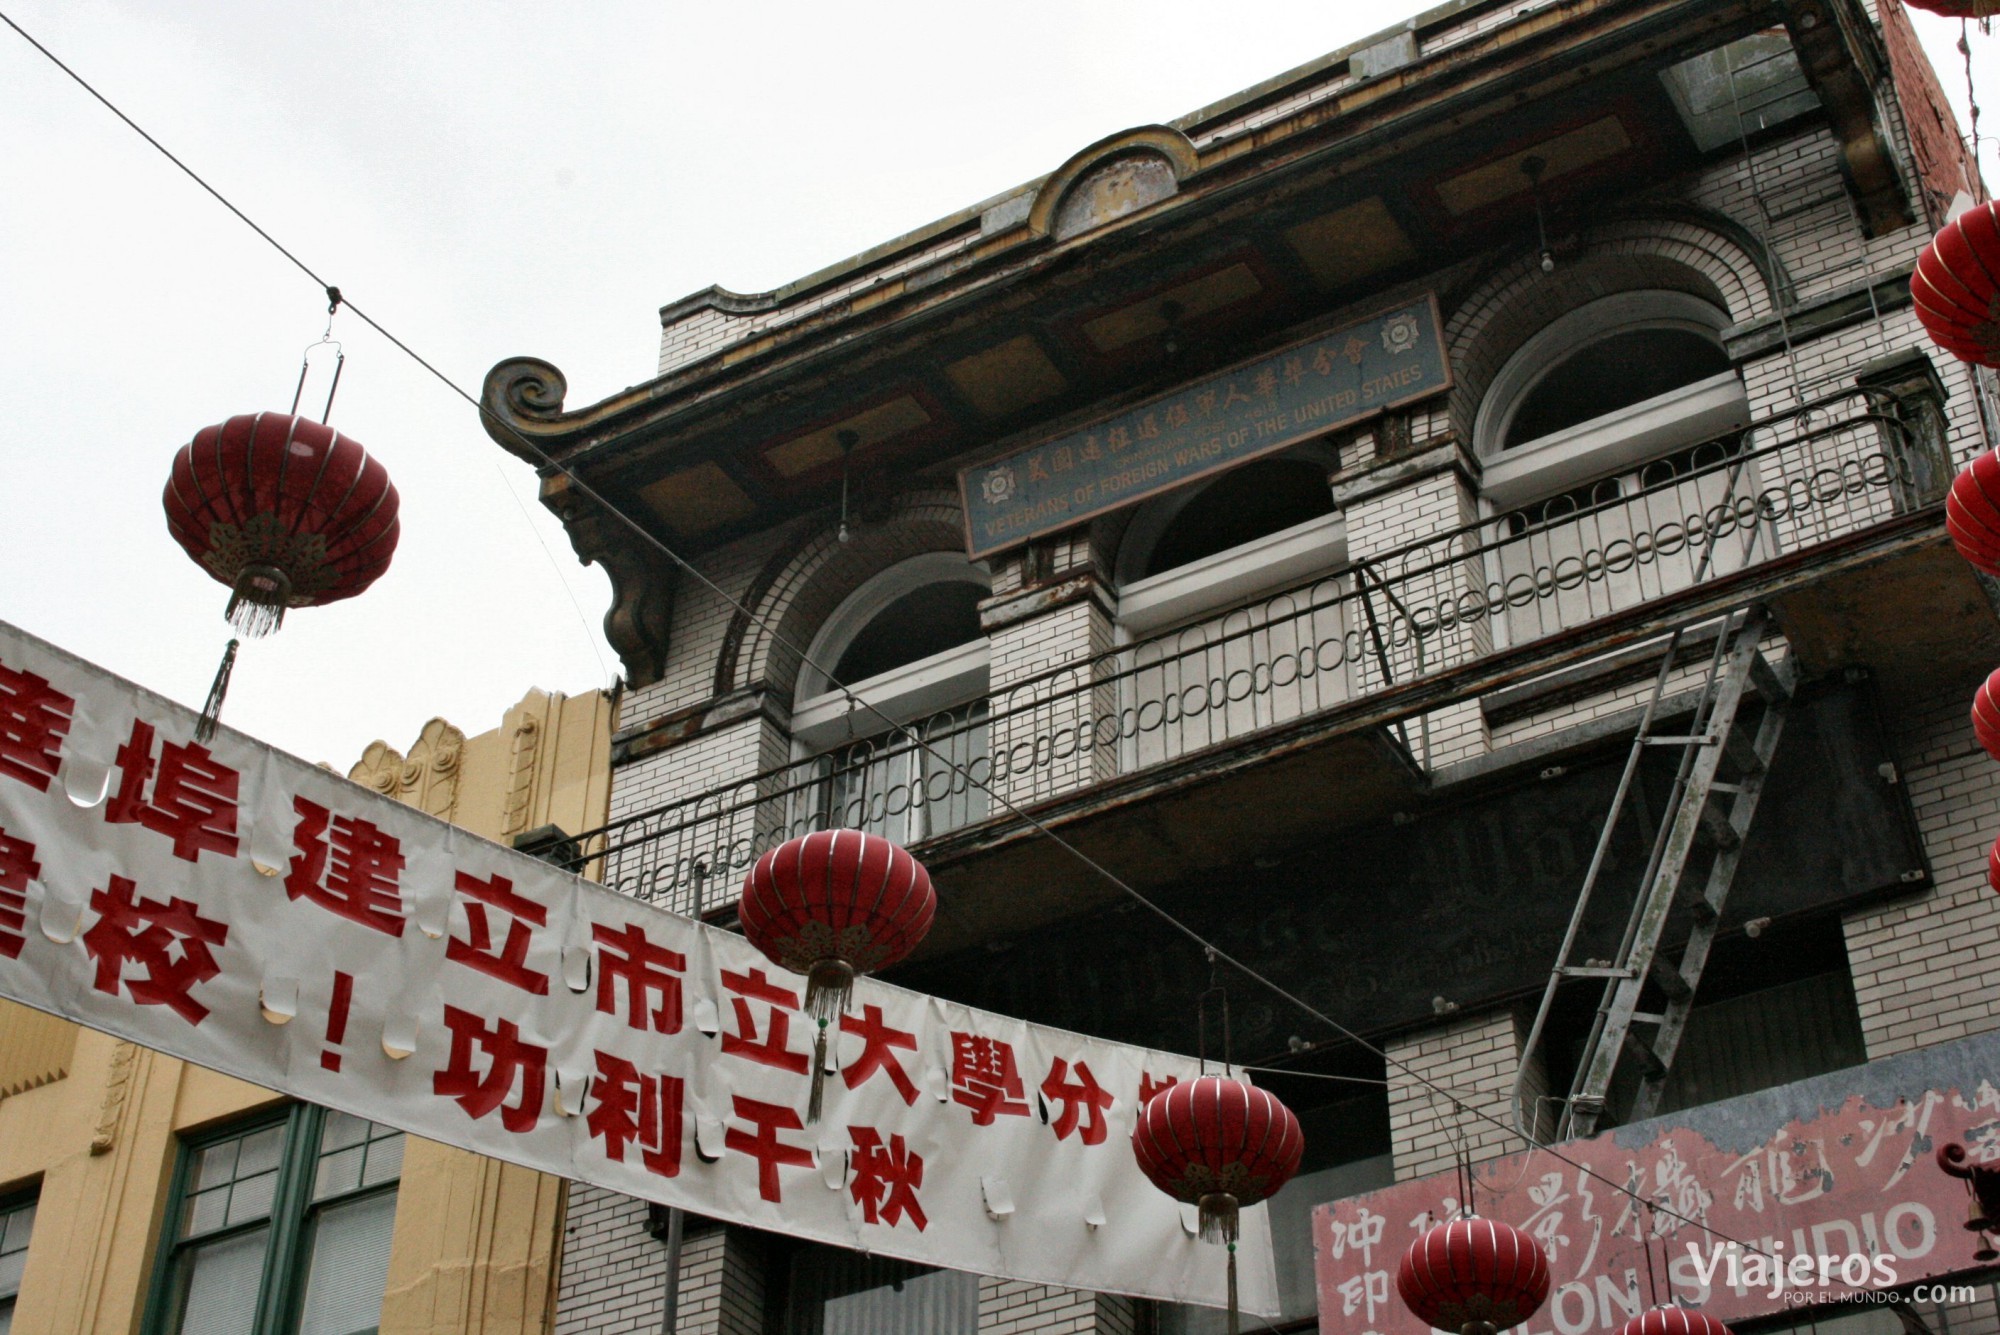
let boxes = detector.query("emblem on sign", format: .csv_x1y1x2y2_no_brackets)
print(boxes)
981,465,1017,507
1382,312,1422,356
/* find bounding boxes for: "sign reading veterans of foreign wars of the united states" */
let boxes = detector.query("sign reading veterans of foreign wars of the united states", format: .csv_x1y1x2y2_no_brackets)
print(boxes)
957,295,1452,558
0,619,1281,1317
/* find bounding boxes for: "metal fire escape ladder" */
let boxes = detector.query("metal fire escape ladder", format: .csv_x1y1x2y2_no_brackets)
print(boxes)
1512,605,1795,1143
1560,605,1794,1138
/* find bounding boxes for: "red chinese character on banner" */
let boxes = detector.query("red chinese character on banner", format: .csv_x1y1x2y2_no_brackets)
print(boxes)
0,825,40,960
432,1004,547,1133
285,798,406,936
1138,1071,1178,1106
1040,1057,1113,1145
105,719,240,863
446,871,549,995
849,1126,927,1230
586,1050,683,1178
841,1003,918,1105
593,921,685,1034
0,662,74,792
80,874,227,1024
949,1032,1030,1125
724,1095,814,1202
719,967,809,1074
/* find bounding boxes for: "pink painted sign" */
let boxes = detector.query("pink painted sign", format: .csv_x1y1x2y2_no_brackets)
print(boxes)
1315,1052,2000,1335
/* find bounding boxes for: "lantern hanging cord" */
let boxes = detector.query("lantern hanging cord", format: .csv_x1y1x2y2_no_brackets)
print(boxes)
1964,20,1989,202
0,5,1802,1266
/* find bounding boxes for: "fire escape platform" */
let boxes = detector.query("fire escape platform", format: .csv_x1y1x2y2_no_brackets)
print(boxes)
906,516,1992,960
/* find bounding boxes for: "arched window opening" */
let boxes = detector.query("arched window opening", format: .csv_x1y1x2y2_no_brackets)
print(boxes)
1133,458,1336,583
1476,291,1748,512
791,553,993,845
1501,328,1734,450
830,579,986,686
1475,290,1767,649
1114,447,1343,641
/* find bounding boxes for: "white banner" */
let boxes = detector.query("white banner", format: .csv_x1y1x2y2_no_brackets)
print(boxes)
0,619,1278,1315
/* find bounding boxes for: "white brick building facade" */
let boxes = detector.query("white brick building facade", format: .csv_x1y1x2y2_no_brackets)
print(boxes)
485,1,2000,1330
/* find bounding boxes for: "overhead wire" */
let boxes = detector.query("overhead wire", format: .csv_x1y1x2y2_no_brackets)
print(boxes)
0,8,614,695
1,5,1812,1267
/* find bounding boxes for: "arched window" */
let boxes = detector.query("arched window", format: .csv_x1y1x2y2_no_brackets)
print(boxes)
791,553,991,843
1476,291,1748,511
1475,291,1765,647
1502,328,1734,449
1116,449,1342,637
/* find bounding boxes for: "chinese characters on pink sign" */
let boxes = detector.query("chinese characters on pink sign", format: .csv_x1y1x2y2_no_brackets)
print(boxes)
1315,1061,2000,1335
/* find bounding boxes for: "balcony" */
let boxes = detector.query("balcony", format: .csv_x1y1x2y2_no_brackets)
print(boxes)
571,381,1994,945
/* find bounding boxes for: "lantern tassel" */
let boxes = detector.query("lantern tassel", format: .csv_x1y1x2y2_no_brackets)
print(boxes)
195,639,240,745
808,1019,830,1124
1227,1241,1239,1335
225,564,292,639
803,960,853,1125
1198,1191,1240,1245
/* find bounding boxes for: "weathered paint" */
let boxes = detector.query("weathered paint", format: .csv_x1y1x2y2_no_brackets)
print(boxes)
1313,1027,2000,1335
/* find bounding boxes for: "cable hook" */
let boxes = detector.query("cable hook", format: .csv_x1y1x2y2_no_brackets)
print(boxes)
291,285,346,424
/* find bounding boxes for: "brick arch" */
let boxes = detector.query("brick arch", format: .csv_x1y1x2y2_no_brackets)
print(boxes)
718,486,969,699
1442,213,1781,449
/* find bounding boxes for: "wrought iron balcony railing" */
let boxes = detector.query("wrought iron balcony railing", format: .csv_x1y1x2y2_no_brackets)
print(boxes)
571,386,1950,916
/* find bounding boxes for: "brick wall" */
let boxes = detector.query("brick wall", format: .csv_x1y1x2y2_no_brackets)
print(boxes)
1844,674,2000,1057
553,1184,670,1335
1386,1010,1540,1182
977,1277,1137,1335
554,1197,767,1335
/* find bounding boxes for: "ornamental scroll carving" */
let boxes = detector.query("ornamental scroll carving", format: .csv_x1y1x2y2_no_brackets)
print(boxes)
348,719,465,820
91,1039,138,1155
479,356,676,688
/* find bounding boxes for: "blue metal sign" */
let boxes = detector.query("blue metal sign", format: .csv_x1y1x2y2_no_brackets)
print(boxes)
957,295,1450,558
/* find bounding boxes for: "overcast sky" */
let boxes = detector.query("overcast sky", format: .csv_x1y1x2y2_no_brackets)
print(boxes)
2,1,1990,772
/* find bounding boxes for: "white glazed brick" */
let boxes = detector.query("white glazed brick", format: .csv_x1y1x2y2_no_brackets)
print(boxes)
658,229,985,375
1344,470,1493,768
1387,1010,1540,1182
554,1185,673,1335
988,596,1119,807
978,1277,1135,1334
1843,680,2000,1058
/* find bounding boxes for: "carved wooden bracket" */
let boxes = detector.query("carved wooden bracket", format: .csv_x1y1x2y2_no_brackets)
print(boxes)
543,474,676,688
1781,0,1914,238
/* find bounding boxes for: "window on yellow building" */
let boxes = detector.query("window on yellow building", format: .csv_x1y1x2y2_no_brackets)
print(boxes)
143,1107,403,1335
0,1191,36,1334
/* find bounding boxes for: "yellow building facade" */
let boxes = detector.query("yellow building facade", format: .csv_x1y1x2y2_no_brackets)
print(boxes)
0,687,612,1335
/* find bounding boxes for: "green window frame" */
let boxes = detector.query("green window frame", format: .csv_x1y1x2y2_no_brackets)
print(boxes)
142,1105,404,1335
0,1187,37,1335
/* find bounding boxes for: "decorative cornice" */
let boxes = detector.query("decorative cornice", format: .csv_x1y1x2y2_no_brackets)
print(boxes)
1024,125,1201,240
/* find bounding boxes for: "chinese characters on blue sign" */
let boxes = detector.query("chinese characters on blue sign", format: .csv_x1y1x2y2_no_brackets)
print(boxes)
957,296,1451,558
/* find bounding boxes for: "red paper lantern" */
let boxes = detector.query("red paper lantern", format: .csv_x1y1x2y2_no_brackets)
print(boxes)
1988,833,2000,895
1133,1075,1305,1237
1398,1217,1552,1335
1913,203,2000,367
739,829,935,1116
1949,450,2000,575
1616,1308,1734,1335
1901,0,2000,17
164,412,400,637
1974,668,2000,761
1133,1075,1304,1334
